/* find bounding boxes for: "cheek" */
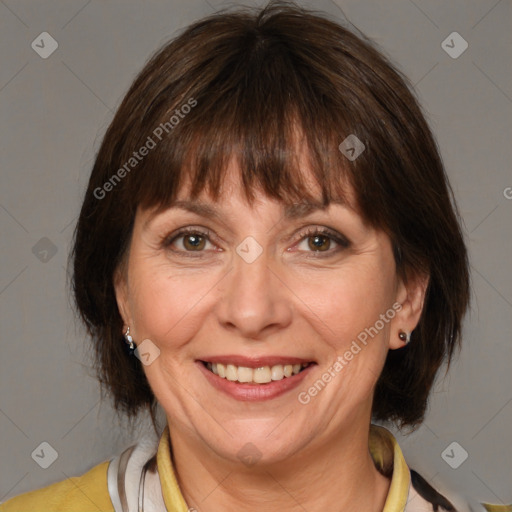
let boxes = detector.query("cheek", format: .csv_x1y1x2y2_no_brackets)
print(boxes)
294,262,396,345
128,263,217,345
297,268,395,411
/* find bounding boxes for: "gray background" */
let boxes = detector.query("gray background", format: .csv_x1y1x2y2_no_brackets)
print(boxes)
1,0,511,506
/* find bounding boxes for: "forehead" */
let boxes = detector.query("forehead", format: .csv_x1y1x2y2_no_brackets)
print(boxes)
140,155,358,227
150,198,346,221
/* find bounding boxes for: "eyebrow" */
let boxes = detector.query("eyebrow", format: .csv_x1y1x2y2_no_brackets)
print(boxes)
144,199,345,229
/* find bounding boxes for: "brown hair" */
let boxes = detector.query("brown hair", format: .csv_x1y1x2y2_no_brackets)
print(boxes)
72,0,470,430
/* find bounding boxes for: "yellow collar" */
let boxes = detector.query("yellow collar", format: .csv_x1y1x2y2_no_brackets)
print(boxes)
156,424,410,512
369,424,411,512
155,426,188,511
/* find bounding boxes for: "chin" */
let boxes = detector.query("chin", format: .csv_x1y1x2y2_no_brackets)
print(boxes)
195,416,316,468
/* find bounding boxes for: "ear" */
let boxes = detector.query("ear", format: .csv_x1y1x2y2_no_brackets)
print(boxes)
113,264,132,332
389,270,429,349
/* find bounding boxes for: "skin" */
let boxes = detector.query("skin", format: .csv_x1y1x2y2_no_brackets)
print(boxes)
115,156,428,512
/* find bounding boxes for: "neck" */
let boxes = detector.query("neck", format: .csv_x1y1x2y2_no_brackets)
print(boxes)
166,419,391,512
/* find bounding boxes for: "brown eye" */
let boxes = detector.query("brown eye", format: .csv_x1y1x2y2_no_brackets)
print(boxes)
182,233,206,251
162,227,215,256
295,227,350,257
307,234,331,252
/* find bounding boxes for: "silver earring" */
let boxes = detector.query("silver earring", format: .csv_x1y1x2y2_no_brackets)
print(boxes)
398,330,411,344
124,326,135,351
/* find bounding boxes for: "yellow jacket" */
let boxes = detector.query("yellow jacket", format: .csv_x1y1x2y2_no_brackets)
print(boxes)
0,425,482,512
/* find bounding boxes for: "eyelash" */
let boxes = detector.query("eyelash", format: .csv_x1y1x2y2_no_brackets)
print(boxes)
161,226,350,259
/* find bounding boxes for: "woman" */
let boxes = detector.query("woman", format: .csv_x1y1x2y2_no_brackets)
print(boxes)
1,1,477,511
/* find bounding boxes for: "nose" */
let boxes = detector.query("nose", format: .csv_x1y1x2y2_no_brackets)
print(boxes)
215,250,293,340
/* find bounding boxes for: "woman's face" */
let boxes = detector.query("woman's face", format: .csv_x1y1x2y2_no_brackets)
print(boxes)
115,157,424,465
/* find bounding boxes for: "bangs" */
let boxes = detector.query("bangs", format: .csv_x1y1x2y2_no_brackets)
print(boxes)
126,28,363,217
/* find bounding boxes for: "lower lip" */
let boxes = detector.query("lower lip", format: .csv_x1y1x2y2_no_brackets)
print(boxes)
196,361,315,401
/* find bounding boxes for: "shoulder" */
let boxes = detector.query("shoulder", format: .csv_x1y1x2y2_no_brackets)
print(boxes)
369,425,478,512
0,460,114,512
406,468,490,512
406,469,458,511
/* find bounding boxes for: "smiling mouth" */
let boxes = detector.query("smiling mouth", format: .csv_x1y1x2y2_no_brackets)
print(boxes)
202,361,314,385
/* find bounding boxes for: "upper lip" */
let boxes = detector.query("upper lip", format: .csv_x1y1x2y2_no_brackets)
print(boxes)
198,355,316,368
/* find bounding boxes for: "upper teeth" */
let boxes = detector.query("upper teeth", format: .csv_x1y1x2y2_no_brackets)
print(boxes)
206,362,308,384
